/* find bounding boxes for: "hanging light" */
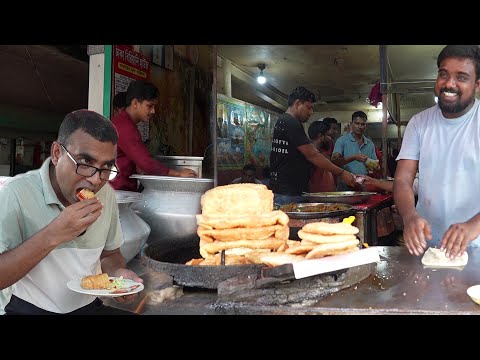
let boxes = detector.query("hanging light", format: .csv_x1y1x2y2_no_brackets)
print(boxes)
257,63,266,84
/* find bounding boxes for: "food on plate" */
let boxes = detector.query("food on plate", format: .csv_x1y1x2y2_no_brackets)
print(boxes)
76,188,95,201
81,273,110,289
421,247,468,267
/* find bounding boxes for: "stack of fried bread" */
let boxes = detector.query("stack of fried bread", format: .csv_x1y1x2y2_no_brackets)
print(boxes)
243,221,361,267
292,222,360,259
186,183,290,266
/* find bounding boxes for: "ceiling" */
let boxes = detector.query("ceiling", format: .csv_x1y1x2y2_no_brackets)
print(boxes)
0,45,447,134
217,45,446,116
0,45,89,116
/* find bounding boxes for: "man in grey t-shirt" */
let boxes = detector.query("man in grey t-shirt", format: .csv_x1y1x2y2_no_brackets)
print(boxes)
395,45,480,259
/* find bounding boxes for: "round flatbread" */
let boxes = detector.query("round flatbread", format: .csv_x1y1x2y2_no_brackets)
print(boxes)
285,245,316,255
304,239,360,259
196,210,289,230
302,221,359,235
298,230,357,244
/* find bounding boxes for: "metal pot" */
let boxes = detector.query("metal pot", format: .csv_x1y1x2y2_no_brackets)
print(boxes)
130,175,214,250
115,190,151,263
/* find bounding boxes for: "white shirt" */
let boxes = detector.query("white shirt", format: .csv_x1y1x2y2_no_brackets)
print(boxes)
397,100,480,247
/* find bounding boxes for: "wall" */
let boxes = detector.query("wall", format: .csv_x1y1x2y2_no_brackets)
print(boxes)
145,45,212,160
0,103,63,135
0,104,61,176
216,94,280,185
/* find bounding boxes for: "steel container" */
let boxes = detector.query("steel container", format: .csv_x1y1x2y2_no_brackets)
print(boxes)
154,156,204,178
130,175,214,250
115,190,151,263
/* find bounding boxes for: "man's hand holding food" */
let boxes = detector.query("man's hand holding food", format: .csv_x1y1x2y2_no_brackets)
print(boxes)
47,197,103,243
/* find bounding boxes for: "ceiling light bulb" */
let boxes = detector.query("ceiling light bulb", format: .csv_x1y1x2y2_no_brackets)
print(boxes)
256,64,267,84
257,71,266,84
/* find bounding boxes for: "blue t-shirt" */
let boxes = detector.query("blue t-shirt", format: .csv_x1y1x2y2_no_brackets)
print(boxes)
333,132,377,190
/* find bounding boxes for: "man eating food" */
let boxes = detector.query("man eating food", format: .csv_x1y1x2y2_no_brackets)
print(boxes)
0,110,143,315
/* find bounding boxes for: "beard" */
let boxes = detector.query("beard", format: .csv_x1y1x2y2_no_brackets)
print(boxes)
438,90,475,114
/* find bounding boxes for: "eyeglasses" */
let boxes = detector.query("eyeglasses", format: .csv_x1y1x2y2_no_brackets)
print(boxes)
59,143,119,181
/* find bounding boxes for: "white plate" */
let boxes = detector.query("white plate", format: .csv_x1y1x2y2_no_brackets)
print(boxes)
467,285,480,305
67,277,144,297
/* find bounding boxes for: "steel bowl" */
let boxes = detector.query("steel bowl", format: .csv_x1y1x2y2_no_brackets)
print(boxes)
302,191,376,205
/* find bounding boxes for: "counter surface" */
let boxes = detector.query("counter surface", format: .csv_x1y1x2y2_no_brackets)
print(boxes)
124,246,480,315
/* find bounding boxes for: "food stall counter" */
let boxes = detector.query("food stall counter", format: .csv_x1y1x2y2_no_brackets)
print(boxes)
117,246,480,315
353,193,394,246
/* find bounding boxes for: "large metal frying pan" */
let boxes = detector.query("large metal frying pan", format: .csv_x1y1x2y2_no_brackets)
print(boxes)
278,202,354,219
302,191,376,205
141,235,262,289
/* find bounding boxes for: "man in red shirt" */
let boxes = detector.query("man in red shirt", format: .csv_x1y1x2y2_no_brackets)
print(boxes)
323,117,339,157
308,120,336,192
109,80,197,191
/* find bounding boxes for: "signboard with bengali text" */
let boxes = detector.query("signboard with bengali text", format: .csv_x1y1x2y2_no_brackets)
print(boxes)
112,45,151,141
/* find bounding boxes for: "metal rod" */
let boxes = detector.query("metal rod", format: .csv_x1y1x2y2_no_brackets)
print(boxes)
211,45,218,187
188,68,194,156
379,45,388,178
380,80,436,85
395,93,402,155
